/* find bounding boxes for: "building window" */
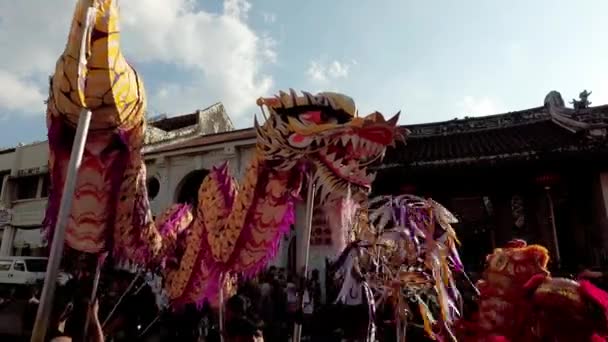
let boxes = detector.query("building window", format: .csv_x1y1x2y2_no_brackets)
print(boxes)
176,170,209,208
15,176,39,200
147,177,160,200
41,174,50,198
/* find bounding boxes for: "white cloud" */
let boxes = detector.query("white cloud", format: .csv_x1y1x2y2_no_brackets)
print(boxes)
261,11,276,24
0,71,46,113
223,0,252,21
0,0,275,126
328,61,349,79
458,96,503,116
306,59,354,83
307,61,328,82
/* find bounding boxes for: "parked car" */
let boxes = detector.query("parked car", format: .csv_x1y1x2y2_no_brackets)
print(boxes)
0,257,47,285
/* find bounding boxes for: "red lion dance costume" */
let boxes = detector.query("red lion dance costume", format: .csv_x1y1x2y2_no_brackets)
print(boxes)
456,239,608,341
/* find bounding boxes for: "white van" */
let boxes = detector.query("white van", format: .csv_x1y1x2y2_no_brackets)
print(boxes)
0,257,47,285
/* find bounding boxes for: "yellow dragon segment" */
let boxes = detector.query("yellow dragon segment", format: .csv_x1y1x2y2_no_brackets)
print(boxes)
50,0,144,129
45,0,161,262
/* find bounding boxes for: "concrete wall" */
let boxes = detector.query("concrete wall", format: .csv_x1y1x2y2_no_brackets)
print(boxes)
11,199,47,227
0,150,15,172
146,143,255,214
12,142,48,175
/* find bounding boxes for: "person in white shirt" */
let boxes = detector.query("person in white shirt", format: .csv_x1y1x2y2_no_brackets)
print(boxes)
302,289,314,315
330,241,376,342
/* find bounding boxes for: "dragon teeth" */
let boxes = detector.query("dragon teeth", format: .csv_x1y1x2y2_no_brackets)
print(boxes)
319,183,331,202
341,164,354,175
341,135,350,146
352,135,360,149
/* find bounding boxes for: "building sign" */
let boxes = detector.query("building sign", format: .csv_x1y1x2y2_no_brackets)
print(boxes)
310,208,332,246
16,166,47,177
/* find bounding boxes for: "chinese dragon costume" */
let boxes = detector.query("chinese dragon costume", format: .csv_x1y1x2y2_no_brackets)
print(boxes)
456,239,608,342
44,0,401,308
328,194,464,341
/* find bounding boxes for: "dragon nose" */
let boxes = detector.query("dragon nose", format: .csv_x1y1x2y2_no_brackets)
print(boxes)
350,117,364,128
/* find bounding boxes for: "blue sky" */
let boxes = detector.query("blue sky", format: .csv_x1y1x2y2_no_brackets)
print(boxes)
0,0,607,148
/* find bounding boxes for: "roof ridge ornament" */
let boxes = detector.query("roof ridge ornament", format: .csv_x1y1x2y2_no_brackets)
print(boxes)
544,90,566,110
543,90,608,135
570,89,592,110
544,90,585,131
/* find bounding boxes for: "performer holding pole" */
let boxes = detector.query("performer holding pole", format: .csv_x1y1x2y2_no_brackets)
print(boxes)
102,271,142,327
83,252,107,339
293,180,316,342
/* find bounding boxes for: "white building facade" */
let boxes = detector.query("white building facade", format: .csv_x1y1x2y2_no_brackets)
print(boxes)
0,142,49,256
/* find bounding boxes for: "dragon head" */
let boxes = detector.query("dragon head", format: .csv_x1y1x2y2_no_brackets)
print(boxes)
481,240,550,294
255,89,402,203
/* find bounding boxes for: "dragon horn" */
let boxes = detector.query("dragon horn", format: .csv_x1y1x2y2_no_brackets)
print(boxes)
388,111,400,126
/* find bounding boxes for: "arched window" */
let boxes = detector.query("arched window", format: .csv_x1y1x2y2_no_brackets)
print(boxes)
175,169,209,207
147,177,161,200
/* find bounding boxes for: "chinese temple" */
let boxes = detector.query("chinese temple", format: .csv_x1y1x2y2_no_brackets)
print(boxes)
372,90,608,272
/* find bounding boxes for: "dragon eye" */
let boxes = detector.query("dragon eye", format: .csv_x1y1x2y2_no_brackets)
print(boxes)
299,110,341,124
299,111,323,124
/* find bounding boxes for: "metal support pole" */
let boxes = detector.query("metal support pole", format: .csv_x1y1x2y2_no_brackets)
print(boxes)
219,272,225,342
292,181,315,342
102,271,142,327
83,253,105,339
32,2,96,339
138,314,161,338
30,109,92,342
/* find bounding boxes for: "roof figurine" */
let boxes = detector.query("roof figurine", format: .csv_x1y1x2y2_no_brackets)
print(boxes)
571,89,593,110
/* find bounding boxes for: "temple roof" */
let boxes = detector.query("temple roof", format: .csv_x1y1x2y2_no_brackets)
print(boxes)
381,101,608,169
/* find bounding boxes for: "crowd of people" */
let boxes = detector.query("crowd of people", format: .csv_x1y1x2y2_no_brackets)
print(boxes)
2,265,324,341
0,263,487,341
174,266,326,342
4,262,608,341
